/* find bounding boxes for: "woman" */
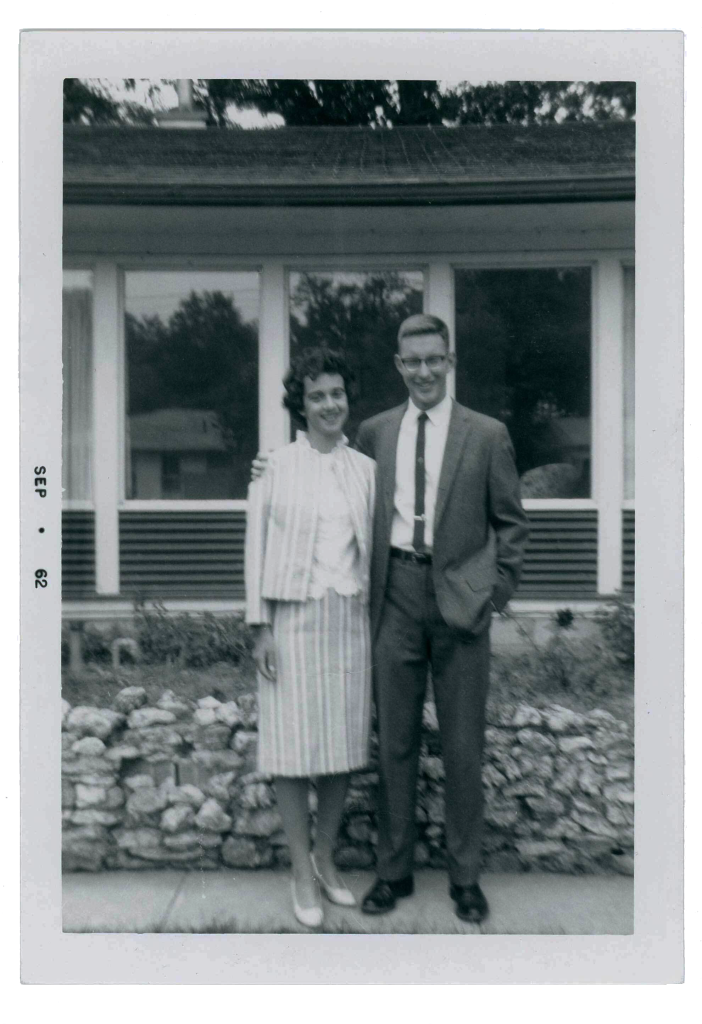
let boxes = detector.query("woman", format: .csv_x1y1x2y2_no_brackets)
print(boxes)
245,348,376,928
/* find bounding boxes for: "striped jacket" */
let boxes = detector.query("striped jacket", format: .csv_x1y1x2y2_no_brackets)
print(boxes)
245,434,376,625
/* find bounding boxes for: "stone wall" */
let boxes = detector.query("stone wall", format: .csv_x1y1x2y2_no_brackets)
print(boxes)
62,688,634,876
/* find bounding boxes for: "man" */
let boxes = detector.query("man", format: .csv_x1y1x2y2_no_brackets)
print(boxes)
355,313,528,923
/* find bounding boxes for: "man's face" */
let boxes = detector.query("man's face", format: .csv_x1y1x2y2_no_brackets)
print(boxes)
394,331,455,410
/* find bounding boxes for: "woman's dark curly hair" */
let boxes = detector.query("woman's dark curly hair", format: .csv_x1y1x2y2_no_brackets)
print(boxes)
282,347,358,427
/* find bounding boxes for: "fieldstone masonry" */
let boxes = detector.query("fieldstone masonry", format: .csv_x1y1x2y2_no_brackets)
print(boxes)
62,687,634,876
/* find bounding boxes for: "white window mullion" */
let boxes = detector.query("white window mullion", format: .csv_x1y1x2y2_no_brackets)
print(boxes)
593,258,625,594
259,261,289,451
92,260,121,594
427,262,455,398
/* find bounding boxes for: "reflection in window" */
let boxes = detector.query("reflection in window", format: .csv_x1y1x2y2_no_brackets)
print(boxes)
455,268,592,498
125,271,259,499
289,271,423,441
63,269,93,501
623,267,635,501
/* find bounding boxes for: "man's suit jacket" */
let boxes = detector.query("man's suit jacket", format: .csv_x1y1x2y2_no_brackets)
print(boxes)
356,400,529,640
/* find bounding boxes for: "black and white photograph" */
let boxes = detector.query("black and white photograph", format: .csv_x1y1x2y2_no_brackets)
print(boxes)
19,29,683,985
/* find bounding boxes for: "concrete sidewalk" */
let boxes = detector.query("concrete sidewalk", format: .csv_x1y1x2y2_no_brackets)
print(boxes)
63,869,633,934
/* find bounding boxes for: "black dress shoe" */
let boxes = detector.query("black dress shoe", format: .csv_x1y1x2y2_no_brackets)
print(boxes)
450,883,489,923
361,876,414,914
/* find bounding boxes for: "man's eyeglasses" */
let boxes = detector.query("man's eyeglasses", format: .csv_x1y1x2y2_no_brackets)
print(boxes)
398,355,448,373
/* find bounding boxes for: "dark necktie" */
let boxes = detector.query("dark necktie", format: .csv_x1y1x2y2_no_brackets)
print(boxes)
413,412,428,553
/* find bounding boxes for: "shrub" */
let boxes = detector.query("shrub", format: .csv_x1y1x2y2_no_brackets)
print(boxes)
61,622,123,666
134,603,253,668
594,593,635,667
491,606,633,709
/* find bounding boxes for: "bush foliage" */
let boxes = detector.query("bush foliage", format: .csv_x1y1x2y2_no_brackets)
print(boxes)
490,597,634,715
62,599,633,721
594,593,635,667
62,604,254,669
134,604,253,668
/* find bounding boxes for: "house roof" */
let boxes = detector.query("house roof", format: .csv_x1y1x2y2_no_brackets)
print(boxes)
129,409,227,452
63,122,635,207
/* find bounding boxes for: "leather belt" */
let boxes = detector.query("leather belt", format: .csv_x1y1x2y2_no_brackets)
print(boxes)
390,546,433,565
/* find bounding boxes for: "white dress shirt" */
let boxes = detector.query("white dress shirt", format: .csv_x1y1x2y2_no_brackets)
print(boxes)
390,394,453,552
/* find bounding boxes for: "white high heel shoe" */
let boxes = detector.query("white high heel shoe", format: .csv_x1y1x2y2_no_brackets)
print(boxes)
291,877,324,928
311,853,357,907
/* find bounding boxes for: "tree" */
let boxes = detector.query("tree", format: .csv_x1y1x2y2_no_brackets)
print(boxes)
64,78,635,127
125,290,259,495
63,78,158,125
444,80,636,125
200,79,391,127
289,271,423,440
454,267,592,494
199,78,634,127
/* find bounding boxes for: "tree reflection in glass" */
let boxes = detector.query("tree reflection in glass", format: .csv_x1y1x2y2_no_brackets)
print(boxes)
125,271,260,499
289,270,424,442
454,268,592,499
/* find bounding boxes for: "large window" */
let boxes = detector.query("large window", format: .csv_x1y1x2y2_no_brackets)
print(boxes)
62,269,94,502
289,270,423,441
124,271,260,500
454,267,592,499
623,266,635,501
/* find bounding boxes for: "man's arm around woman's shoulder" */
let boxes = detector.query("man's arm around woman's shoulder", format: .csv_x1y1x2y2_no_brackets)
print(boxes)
354,419,375,460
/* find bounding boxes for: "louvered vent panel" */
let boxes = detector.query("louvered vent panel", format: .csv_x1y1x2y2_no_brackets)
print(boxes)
622,510,635,594
518,509,598,597
119,511,246,599
62,511,96,597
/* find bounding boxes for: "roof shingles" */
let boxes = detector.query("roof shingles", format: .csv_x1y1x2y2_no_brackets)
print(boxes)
64,122,635,206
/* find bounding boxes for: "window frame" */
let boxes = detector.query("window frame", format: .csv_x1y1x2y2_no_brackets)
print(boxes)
62,261,97,511
286,260,429,439
621,257,636,511
118,259,263,511
62,248,634,599
452,251,632,513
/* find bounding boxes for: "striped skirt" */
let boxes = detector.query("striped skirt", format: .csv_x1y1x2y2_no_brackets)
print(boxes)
257,589,372,777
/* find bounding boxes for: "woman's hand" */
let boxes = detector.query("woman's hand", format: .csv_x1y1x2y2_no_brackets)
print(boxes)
251,451,271,482
253,626,277,681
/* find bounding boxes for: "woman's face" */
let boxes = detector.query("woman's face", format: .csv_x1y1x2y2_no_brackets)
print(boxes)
302,373,349,442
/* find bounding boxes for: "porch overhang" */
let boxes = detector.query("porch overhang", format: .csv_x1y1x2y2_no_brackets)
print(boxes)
64,175,635,207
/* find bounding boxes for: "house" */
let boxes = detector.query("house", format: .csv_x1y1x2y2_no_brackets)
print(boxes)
128,408,235,500
62,99,635,623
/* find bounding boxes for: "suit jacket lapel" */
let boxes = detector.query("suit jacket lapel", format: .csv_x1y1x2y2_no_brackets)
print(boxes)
381,403,407,523
434,404,470,530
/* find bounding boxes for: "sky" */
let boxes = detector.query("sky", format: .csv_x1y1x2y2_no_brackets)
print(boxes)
125,270,261,323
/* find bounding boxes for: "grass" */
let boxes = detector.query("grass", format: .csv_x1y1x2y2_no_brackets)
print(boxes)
62,599,634,732
62,656,634,730
487,654,634,727
61,660,255,709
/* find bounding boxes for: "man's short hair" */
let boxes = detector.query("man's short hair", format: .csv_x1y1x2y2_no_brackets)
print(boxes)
397,313,450,349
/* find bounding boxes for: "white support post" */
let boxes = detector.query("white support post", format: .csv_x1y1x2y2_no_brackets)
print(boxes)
593,259,625,595
427,262,455,398
92,261,121,594
259,262,289,451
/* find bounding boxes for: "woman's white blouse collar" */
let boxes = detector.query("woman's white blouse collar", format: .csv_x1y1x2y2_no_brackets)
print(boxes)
295,430,349,454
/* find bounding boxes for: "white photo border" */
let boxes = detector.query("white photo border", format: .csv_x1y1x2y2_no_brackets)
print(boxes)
19,28,683,984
